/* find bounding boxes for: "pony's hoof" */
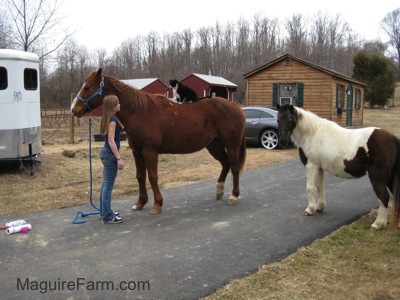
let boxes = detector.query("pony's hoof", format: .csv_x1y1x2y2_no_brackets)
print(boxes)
304,209,314,216
131,204,143,211
216,193,224,200
227,195,237,205
150,208,161,215
371,222,385,230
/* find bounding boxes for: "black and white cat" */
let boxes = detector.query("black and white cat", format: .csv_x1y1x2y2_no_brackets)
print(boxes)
169,79,199,103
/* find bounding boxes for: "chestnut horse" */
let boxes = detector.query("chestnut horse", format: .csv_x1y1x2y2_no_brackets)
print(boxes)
277,104,400,230
71,68,246,215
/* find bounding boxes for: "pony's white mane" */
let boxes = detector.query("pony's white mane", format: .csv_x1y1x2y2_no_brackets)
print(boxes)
294,107,324,137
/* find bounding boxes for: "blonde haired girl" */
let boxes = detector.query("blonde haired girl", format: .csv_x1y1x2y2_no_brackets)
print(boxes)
99,95,124,224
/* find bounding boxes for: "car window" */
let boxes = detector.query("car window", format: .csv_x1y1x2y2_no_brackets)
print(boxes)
260,111,274,119
244,110,261,118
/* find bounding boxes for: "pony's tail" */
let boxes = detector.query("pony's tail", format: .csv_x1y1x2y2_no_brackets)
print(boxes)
239,136,247,172
390,140,400,229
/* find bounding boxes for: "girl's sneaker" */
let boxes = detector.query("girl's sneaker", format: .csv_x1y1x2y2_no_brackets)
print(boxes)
103,215,123,224
99,212,119,219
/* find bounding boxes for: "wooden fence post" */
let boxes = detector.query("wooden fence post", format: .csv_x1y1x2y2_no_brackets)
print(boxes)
69,93,75,144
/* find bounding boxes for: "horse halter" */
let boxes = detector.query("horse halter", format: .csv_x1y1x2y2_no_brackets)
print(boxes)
76,76,105,111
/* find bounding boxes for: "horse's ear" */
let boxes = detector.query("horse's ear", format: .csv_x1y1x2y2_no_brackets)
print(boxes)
289,105,295,113
96,68,103,79
276,104,280,110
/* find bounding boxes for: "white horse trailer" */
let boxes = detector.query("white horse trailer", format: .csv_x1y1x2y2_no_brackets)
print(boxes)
0,49,42,167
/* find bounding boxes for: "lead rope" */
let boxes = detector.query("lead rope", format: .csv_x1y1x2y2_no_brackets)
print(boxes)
72,115,100,224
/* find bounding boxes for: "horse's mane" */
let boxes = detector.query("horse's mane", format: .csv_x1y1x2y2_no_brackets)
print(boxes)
295,107,324,136
103,73,169,114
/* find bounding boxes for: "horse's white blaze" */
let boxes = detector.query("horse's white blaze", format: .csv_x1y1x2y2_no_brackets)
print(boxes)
70,83,85,112
70,97,78,111
293,108,376,178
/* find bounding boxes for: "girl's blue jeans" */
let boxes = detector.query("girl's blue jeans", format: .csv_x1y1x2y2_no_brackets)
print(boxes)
99,146,118,221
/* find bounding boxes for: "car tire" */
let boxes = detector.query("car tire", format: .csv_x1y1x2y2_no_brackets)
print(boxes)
259,129,279,150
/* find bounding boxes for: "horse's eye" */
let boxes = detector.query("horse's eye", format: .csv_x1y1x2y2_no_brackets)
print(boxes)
83,86,89,91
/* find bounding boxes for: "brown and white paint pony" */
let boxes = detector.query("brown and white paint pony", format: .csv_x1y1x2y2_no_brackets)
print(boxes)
71,68,246,215
277,104,400,230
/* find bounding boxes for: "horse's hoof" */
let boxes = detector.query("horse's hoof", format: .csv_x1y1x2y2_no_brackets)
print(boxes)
150,208,161,215
227,195,237,205
131,204,143,211
371,222,385,230
216,193,224,200
304,210,314,216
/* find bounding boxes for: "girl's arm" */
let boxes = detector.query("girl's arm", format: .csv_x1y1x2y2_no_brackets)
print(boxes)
108,121,124,170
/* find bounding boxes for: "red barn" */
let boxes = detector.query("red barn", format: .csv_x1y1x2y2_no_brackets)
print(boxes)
122,78,169,95
168,73,237,101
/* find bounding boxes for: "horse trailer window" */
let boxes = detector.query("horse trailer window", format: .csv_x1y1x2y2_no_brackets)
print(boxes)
24,68,38,90
0,67,7,90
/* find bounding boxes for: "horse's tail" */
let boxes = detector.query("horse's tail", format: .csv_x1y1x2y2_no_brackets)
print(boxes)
239,135,246,172
391,140,400,229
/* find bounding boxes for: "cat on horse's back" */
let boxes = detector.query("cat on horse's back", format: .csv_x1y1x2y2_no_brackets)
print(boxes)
169,79,198,103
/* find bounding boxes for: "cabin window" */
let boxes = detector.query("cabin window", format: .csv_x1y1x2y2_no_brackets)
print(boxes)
0,67,7,90
279,83,297,106
273,82,303,107
24,68,38,90
355,88,362,110
336,84,345,112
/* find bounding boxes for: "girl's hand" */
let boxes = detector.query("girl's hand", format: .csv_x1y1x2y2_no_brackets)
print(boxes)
117,158,124,170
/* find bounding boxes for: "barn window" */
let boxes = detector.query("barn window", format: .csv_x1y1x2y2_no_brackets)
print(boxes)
336,84,345,113
355,89,362,110
0,67,7,90
24,68,38,90
285,59,292,66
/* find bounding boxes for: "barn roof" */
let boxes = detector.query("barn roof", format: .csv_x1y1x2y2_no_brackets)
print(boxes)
190,73,238,88
243,54,366,86
122,78,160,89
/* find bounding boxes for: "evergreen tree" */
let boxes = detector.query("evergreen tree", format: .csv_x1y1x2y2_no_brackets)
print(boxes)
353,51,396,107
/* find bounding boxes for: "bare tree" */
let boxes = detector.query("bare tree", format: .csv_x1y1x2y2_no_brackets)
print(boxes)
143,32,161,77
0,9,15,48
285,14,309,59
235,19,251,70
194,26,213,74
5,0,73,57
381,8,400,78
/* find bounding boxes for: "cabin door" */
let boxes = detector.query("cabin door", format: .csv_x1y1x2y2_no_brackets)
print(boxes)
346,84,353,126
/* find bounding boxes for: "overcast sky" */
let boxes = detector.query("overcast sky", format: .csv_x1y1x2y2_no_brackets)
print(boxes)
60,0,399,53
